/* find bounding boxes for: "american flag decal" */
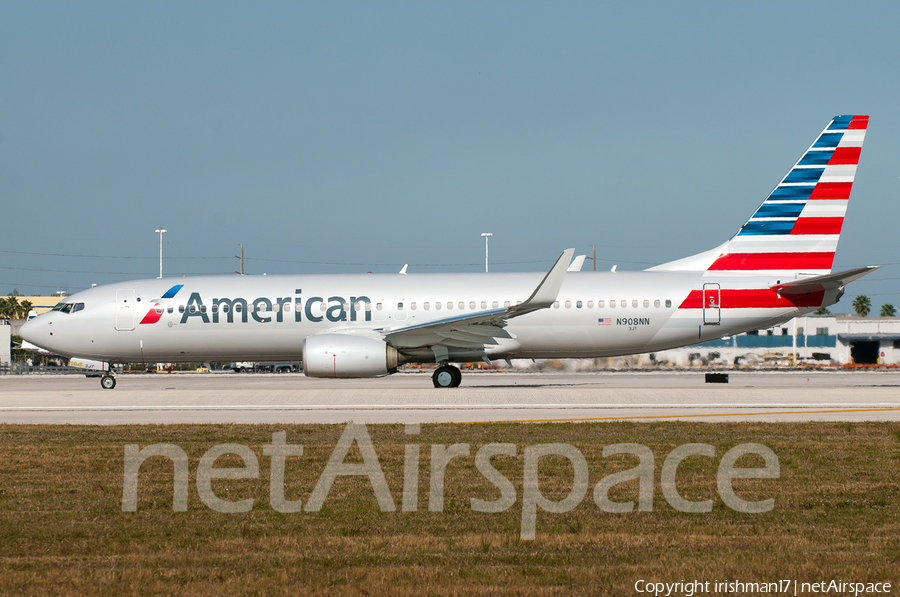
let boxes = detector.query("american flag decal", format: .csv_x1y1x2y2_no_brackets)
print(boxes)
598,318,611,325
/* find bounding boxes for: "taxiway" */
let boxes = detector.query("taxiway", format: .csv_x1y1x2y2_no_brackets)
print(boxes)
2,370,899,424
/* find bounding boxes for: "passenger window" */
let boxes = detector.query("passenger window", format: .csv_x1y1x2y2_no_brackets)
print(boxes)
610,301,616,309
179,305,185,313
621,300,627,308
410,302,416,310
200,305,207,313
397,302,404,310
155,306,163,314
504,301,510,308
576,300,583,308
587,300,593,308
665,299,672,308
223,305,230,313
211,305,218,313
565,300,572,308
376,302,383,311
458,302,465,310
553,301,559,309
235,304,242,312
167,305,174,314
469,301,476,310
643,300,649,308
189,305,196,314
435,302,441,310
423,302,429,310
481,301,487,309
447,302,453,310
598,300,605,308
492,301,498,308
632,300,638,308
654,299,660,308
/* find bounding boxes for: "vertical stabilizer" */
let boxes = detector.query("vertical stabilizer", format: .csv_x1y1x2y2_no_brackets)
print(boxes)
649,115,868,276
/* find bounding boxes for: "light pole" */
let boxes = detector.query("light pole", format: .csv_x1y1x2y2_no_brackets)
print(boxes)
583,244,597,271
481,232,492,273
155,228,167,278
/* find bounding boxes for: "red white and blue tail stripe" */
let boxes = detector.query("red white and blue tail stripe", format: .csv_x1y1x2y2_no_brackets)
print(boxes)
651,116,867,277
713,115,867,275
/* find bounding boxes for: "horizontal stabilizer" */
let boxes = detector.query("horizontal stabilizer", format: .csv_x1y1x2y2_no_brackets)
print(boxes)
770,266,879,295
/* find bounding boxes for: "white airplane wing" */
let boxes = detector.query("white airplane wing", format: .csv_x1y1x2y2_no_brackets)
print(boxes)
20,340,57,355
381,248,574,349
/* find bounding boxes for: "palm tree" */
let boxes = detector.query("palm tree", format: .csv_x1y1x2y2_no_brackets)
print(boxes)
880,304,897,317
852,295,872,317
814,307,830,315
0,297,11,320
19,300,33,319
4,295,21,319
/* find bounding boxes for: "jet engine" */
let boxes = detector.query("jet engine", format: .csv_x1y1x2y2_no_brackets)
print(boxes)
302,334,400,378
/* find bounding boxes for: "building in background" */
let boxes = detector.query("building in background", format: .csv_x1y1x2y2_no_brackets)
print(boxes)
649,314,900,367
17,295,65,316
0,326,10,365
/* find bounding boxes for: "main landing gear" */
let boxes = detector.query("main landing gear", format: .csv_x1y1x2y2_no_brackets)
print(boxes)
432,364,462,388
100,373,117,389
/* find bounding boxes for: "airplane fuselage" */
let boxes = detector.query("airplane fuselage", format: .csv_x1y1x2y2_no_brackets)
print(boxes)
21,270,828,364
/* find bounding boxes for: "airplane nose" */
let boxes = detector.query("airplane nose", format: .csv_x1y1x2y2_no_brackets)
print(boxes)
18,317,44,344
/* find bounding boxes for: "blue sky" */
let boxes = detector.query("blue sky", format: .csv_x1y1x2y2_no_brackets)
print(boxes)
2,2,899,311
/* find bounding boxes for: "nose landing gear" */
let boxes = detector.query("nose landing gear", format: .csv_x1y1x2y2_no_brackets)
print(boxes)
100,374,117,389
432,364,462,388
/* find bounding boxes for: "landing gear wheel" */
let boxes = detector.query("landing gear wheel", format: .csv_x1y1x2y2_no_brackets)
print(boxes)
100,375,116,390
432,365,462,388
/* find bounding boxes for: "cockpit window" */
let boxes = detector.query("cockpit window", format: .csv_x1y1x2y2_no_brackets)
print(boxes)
51,302,84,314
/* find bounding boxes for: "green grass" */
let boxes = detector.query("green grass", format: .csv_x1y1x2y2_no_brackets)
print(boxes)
1,422,899,595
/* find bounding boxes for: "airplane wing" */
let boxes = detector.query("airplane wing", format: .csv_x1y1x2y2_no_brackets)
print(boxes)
20,340,57,356
381,248,574,350
770,266,879,295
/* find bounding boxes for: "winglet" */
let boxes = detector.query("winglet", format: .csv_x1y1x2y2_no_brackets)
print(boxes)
511,248,575,314
567,255,586,272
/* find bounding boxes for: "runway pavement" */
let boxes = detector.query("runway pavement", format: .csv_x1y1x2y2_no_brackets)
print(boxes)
2,370,900,423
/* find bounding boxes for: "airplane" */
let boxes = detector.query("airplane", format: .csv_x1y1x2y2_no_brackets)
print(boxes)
20,115,877,390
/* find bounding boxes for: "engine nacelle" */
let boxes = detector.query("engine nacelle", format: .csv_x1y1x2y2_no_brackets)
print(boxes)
302,334,399,378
